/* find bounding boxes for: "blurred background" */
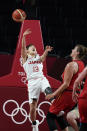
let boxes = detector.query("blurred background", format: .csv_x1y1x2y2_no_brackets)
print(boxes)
0,0,87,57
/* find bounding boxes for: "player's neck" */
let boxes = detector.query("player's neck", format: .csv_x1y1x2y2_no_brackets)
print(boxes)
72,57,80,61
28,54,36,58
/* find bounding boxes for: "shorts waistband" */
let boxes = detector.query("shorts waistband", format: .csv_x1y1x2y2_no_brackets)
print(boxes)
28,77,44,81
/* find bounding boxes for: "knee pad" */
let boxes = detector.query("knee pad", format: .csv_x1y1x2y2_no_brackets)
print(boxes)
46,112,57,131
45,87,55,102
45,87,53,95
56,115,68,130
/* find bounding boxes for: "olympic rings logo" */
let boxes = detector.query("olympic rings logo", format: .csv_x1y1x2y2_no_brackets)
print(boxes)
3,100,51,125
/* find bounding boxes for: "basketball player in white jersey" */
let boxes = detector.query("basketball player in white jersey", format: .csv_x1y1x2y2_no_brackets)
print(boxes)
21,29,53,131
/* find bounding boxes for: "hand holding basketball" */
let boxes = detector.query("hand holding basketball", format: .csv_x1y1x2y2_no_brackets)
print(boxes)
12,9,27,22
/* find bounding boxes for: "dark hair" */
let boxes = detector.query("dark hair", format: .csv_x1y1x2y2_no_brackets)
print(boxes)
76,44,87,64
26,44,34,50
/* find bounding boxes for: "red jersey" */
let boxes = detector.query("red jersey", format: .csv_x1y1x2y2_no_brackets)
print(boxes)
78,72,87,123
49,60,84,115
79,78,87,99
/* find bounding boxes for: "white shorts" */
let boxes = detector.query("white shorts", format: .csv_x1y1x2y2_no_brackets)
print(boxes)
27,77,50,104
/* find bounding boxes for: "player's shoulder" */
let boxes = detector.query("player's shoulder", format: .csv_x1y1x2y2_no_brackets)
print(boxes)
66,61,78,72
66,61,73,67
67,61,78,66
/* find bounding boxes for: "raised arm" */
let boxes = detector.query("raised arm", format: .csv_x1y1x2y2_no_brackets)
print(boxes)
40,46,53,62
72,67,87,102
21,29,31,64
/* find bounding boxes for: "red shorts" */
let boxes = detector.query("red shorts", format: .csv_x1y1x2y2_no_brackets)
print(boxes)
49,91,76,115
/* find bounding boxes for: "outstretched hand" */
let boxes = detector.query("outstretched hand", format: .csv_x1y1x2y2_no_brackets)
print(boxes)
45,93,54,100
23,28,31,36
45,46,53,52
72,92,78,103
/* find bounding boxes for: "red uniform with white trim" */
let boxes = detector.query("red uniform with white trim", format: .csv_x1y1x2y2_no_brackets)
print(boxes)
49,60,84,115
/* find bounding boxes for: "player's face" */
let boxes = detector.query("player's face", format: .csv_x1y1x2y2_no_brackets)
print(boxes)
70,46,79,58
27,45,37,56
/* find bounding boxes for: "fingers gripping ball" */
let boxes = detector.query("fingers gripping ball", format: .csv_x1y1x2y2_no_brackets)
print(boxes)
12,9,27,22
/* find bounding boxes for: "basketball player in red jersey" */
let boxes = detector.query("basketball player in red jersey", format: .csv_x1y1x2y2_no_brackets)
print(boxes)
46,44,87,131
73,66,87,131
66,81,85,131
21,29,54,131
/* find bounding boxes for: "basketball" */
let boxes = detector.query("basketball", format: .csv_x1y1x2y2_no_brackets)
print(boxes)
12,9,27,22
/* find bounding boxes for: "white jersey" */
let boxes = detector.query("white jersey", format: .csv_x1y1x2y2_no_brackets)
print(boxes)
23,54,44,80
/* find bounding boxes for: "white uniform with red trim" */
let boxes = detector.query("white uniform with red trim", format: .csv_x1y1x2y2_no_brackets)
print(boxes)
23,54,50,103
